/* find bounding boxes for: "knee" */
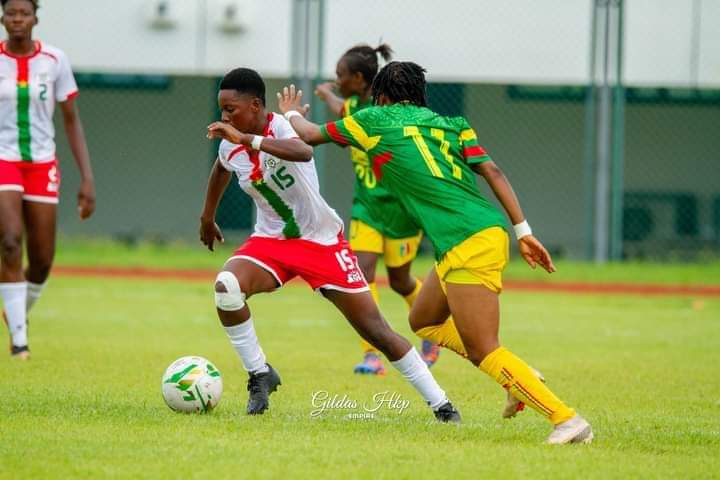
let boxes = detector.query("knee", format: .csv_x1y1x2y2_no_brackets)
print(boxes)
27,262,53,283
214,271,246,312
465,342,500,367
388,275,406,294
0,233,22,261
408,309,422,333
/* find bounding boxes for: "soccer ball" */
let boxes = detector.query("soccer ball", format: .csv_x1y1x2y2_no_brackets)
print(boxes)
161,356,223,413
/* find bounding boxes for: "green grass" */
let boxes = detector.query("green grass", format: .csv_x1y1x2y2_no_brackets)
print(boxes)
54,236,720,285
1,276,719,479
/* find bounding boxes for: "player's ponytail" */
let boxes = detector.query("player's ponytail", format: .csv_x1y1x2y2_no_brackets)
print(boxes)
374,43,393,62
341,43,394,86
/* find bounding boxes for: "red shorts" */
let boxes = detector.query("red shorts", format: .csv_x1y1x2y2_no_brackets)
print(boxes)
0,159,60,203
230,235,369,292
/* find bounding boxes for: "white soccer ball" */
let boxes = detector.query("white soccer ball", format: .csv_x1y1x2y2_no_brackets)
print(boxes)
161,356,223,413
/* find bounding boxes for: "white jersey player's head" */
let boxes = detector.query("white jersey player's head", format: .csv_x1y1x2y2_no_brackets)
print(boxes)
218,67,268,136
1,0,38,42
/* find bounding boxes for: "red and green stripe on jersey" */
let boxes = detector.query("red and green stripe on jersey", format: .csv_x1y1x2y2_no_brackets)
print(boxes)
227,119,301,239
15,55,32,161
2,42,42,161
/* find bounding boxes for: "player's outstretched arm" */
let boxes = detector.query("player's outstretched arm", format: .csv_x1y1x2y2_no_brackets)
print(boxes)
473,160,556,273
60,98,96,220
207,122,312,162
314,82,344,118
277,85,328,146
199,159,231,251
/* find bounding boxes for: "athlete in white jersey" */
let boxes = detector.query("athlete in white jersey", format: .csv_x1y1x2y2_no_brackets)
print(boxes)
0,0,95,359
201,68,460,422
217,112,344,247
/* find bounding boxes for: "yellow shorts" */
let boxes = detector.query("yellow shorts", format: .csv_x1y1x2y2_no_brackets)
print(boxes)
349,220,422,268
435,227,509,293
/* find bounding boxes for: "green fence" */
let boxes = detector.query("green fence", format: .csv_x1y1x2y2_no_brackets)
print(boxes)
52,1,719,261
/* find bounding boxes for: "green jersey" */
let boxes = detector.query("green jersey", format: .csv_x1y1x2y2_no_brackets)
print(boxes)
321,103,507,259
341,95,420,239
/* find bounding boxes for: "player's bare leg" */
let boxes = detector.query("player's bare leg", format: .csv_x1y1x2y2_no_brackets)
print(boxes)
322,288,460,422
352,251,386,375
0,191,29,359
446,282,592,444
23,201,56,321
215,258,281,415
389,262,441,367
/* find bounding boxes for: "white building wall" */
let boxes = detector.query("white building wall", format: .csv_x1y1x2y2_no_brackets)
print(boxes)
31,0,720,86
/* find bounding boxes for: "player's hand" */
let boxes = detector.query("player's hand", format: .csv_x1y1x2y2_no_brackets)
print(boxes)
518,235,556,273
199,216,224,252
77,177,96,220
314,82,335,101
277,84,310,116
207,122,247,145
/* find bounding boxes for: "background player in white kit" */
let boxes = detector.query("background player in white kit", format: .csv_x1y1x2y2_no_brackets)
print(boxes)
0,0,95,359
202,68,459,420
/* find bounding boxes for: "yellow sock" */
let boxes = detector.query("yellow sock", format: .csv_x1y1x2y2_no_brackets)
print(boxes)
360,282,381,354
415,318,467,357
479,346,575,425
402,278,422,308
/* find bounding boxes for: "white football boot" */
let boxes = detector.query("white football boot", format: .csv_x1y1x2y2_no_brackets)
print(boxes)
546,415,594,444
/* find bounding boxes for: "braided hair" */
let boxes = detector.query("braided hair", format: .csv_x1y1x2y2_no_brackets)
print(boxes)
1,0,38,12
371,61,428,107
341,43,393,85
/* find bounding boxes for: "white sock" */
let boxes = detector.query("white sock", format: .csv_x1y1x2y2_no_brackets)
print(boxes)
0,282,28,347
391,347,448,410
27,281,46,312
223,318,269,374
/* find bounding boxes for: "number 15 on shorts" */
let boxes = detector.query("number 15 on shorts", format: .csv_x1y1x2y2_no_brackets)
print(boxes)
335,249,356,272
334,248,365,285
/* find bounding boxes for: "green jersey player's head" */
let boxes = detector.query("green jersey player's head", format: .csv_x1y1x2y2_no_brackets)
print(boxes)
335,43,393,99
371,61,428,108
1,0,39,42
218,67,267,135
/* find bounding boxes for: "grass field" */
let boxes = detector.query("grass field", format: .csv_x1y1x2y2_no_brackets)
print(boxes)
2,251,719,478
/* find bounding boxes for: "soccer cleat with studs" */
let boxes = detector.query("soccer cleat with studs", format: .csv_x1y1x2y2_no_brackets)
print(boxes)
546,414,594,444
246,363,281,415
10,344,30,360
353,352,386,376
420,340,441,368
433,401,461,423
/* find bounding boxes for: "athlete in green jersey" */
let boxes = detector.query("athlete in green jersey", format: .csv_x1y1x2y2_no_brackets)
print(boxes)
276,62,593,444
315,44,439,376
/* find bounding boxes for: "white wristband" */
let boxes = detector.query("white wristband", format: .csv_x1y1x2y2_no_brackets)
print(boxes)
250,135,264,150
284,110,303,121
513,220,532,240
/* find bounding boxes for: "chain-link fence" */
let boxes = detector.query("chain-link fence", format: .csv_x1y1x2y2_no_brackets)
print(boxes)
51,0,719,261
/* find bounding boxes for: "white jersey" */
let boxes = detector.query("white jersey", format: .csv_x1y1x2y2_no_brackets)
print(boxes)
0,41,78,163
218,113,344,245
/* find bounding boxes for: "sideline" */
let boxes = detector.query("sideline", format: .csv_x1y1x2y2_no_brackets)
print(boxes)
52,265,720,297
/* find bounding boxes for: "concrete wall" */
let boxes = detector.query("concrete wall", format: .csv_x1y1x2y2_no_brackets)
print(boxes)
33,0,720,86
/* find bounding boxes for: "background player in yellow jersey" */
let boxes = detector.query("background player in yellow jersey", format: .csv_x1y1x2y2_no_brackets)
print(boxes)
276,62,593,444
315,44,440,375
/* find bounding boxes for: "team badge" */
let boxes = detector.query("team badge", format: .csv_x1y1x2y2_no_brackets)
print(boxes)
264,157,278,170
